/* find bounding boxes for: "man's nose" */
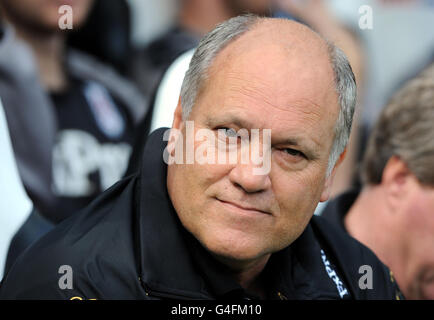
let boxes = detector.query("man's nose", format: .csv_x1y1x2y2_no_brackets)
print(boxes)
228,162,271,194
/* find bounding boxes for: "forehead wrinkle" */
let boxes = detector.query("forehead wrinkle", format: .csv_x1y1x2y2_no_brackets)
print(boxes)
221,70,329,116
225,84,329,130
225,81,286,114
217,75,334,149
211,49,335,118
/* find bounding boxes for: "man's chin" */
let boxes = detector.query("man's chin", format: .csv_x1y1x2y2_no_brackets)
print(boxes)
200,236,271,268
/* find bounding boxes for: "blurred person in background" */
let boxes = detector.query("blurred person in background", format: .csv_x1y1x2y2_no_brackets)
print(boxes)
321,65,434,299
130,0,273,102
67,0,132,75
0,0,146,274
0,18,54,279
0,96,33,281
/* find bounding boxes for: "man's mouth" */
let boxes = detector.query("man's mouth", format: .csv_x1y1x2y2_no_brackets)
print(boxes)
216,198,271,216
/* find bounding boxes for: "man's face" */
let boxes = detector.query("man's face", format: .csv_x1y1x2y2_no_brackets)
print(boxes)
1,0,94,33
400,182,434,299
167,23,340,266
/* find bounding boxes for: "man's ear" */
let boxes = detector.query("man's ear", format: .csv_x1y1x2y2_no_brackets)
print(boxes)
381,156,410,212
167,98,185,159
172,97,184,131
320,148,347,202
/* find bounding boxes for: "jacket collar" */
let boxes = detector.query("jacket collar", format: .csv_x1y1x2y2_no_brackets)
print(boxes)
137,128,210,299
320,189,360,235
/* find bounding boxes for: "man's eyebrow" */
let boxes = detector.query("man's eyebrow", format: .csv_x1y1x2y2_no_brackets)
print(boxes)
205,114,256,129
277,137,304,147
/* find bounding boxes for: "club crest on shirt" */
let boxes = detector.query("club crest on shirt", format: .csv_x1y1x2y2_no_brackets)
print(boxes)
52,129,131,197
83,81,125,139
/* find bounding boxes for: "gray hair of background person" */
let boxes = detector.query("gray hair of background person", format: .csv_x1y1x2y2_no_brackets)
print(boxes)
362,65,434,186
179,14,357,176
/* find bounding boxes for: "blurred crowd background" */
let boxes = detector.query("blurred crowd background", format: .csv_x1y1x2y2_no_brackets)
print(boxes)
0,0,433,290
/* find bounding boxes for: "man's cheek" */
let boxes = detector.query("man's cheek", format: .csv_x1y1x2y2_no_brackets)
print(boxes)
275,177,320,220
197,162,233,187
301,170,328,203
274,170,316,198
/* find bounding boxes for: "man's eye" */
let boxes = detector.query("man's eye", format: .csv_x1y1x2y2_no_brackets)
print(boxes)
282,148,305,158
219,127,238,138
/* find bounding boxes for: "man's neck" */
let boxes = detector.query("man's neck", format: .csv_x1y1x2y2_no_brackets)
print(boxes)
344,186,404,277
13,24,67,92
215,253,271,298
179,0,234,36
236,258,269,299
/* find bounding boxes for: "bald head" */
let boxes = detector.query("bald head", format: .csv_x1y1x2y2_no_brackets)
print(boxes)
213,18,333,68
181,16,333,118
180,15,357,174
235,17,330,52
207,18,337,114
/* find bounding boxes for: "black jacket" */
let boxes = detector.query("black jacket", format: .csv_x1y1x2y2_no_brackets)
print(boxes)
0,129,402,300
320,190,360,235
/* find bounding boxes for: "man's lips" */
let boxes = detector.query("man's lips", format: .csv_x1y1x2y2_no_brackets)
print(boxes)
216,198,271,216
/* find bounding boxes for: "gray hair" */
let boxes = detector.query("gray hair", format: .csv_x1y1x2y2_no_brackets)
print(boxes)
362,67,434,186
180,15,357,176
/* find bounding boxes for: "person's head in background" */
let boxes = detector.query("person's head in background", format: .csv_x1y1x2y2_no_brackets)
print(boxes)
0,0,95,90
0,0,94,34
179,0,273,36
349,67,434,299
